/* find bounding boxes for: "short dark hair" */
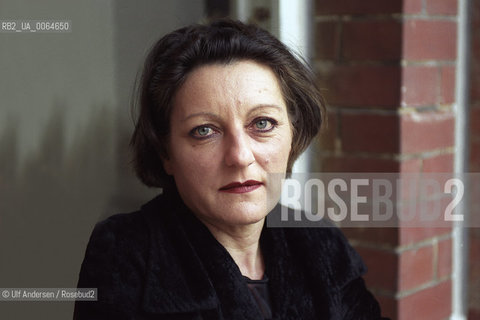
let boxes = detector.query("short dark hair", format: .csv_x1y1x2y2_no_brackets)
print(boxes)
131,19,325,188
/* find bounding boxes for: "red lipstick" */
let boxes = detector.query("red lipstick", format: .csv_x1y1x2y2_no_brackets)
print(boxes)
219,180,263,193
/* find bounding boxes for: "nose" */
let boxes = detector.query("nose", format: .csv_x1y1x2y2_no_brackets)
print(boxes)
223,129,255,168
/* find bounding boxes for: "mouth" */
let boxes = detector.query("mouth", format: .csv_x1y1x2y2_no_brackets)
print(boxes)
219,180,263,194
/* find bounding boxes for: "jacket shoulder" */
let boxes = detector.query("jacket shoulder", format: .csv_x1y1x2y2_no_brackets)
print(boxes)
74,200,159,318
75,212,149,315
80,192,174,274
284,221,366,289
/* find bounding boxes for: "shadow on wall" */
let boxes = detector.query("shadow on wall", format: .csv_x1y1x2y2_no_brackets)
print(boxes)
0,104,156,318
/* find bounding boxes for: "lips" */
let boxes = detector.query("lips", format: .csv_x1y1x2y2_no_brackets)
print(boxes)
219,180,263,193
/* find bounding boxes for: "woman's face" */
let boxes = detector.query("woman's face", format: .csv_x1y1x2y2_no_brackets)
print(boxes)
163,60,292,228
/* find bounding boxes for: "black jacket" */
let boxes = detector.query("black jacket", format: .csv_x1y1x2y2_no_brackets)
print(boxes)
74,189,387,319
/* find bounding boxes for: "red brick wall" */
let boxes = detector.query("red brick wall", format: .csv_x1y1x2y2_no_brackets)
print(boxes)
314,1,462,319
469,0,480,318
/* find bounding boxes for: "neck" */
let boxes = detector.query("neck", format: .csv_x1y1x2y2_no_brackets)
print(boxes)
200,218,265,280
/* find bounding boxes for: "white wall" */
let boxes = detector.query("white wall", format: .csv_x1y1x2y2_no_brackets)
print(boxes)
0,0,204,318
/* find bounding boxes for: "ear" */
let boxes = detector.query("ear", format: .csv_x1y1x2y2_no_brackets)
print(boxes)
159,143,173,175
162,157,173,175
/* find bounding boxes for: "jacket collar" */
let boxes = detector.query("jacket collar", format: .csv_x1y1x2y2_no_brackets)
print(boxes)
136,189,365,318
137,189,299,319
139,190,219,314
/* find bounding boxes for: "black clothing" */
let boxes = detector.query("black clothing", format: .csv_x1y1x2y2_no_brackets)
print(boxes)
74,189,387,319
244,275,272,319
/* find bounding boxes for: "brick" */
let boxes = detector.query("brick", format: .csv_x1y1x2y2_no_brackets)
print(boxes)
469,226,480,238
400,112,455,153
355,246,398,292
396,196,453,229
398,280,451,320
400,158,423,172
437,238,452,278
376,295,397,320
474,8,480,51
474,0,480,25
472,64,480,102
470,107,480,138
471,30,480,53
469,309,480,320
321,156,401,172
315,0,402,15
316,65,401,108
473,35,480,62
403,0,423,14
401,66,439,107
425,0,458,15
343,227,399,246
469,194,480,231
399,227,451,245
474,0,480,29
315,21,339,60
471,190,480,226
440,66,456,104
342,20,402,61
398,245,434,291
469,233,480,313
422,153,454,172
472,188,480,225
475,32,480,57
321,156,423,173
475,0,480,19
469,140,480,171
469,230,480,276
317,110,337,150
341,113,399,153
403,20,457,60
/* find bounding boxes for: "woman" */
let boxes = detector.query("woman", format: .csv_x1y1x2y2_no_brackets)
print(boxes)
74,19,388,319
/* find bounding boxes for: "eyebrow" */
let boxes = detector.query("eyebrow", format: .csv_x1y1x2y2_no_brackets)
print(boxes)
181,112,221,122
248,104,284,115
181,104,283,122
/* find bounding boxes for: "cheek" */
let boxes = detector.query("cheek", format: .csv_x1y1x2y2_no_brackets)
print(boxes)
255,137,292,170
172,157,213,197
171,145,220,179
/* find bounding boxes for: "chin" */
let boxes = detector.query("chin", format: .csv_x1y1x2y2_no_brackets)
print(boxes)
223,205,269,226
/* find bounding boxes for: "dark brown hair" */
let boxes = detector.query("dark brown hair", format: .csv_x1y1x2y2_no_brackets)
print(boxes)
131,19,325,188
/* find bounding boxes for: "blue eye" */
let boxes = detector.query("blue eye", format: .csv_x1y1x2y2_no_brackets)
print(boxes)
255,119,269,129
253,118,277,132
197,126,211,136
190,125,215,139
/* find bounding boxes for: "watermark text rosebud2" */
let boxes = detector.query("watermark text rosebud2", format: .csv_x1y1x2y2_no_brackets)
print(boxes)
267,173,478,228
0,288,96,301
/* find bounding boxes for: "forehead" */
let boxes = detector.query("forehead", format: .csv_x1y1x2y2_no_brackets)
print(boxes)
171,60,286,117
